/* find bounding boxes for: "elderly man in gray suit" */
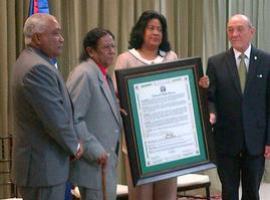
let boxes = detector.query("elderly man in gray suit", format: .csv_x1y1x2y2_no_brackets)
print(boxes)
11,13,83,200
67,28,122,200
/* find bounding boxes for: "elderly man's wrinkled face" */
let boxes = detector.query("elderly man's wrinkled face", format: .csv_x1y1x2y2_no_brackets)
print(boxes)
227,15,255,52
90,34,116,67
37,17,64,58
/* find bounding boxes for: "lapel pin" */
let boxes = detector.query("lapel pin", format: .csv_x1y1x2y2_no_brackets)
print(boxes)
257,74,263,78
254,56,257,60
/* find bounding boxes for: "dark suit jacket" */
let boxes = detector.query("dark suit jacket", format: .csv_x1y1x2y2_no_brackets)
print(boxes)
11,47,79,187
207,46,270,156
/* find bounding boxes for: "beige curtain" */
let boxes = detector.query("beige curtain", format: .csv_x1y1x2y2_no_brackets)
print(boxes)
49,0,168,77
0,0,29,197
2,0,270,198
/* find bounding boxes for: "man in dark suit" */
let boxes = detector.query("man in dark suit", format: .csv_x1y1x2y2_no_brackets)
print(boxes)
12,13,83,200
207,14,270,200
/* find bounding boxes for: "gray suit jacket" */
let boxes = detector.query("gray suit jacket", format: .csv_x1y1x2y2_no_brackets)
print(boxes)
11,47,79,187
67,59,122,198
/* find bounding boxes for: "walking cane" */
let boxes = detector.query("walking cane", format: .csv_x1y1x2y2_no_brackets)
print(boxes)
101,164,107,200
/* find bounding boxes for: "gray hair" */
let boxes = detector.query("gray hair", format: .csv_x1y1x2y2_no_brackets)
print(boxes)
23,13,54,45
229,14,254,29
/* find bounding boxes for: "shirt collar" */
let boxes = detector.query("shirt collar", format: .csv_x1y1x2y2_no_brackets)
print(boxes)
50,58,58,69
129,48,164,65
29,47,58,69
233,44,251,60
95,61,108,76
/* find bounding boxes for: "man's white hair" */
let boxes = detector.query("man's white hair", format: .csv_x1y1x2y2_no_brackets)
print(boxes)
229,14,254,28
23,13,54,45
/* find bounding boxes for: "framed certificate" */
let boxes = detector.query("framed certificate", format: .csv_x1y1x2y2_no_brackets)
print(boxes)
115,57,215,186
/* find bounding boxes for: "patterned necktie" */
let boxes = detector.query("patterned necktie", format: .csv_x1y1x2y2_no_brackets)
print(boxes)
238,53,247,93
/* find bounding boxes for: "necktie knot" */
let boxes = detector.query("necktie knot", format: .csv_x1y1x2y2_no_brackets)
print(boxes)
239,53,246,61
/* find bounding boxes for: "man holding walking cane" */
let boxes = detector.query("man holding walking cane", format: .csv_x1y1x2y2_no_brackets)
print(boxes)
67,28,122,200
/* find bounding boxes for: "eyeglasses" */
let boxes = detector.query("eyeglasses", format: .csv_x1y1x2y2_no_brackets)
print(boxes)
99,44,116,50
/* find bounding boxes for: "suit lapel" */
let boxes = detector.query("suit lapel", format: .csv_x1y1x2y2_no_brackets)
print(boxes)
225,48,242,96
31,47,75,120
98,71,121,125
245,46,259,92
